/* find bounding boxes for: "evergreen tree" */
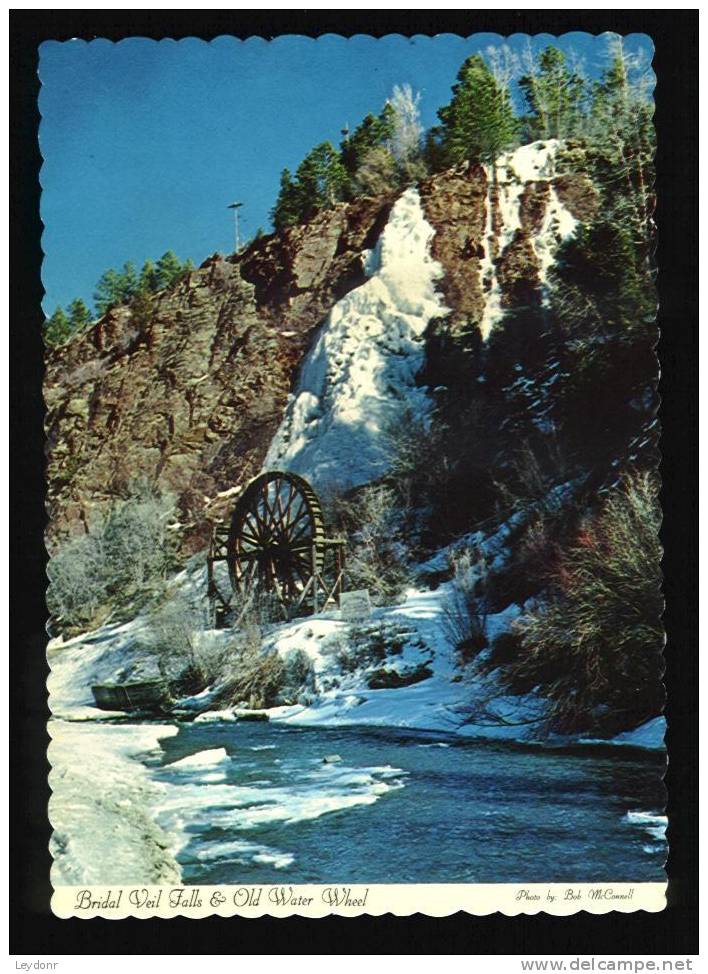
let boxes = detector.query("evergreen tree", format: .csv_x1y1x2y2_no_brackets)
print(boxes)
67,297,93,333
130,288,154,328
155,251,183,290
437,54,518,165
94,268,125,315
294,142,347,214
587,41,655,238
43,306,72,347
518,46,586,140
340,105,395,180
272,144,347,229
271,168,301,230
138,258,161,293
119,261,138,301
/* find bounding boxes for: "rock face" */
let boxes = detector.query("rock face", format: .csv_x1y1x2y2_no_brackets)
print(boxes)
45,141,595,550
45,196,394,550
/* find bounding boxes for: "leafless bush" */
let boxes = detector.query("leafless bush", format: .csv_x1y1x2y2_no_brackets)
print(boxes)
46,531,110,630
332,623,389,673
496,435,574,516
47,481,180,631
143,585,288,705
215,643,287,710
325,484,411,606
142,593,208,692
443,546,489,663
383,409,452,512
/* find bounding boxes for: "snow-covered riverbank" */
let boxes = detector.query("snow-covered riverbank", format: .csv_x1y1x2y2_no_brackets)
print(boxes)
48,583,665,751
49,720,181,886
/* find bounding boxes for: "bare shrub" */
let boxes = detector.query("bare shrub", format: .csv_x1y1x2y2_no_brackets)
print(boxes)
279,648,317,704
495,435,575,515
503,471,663,733
325,484,410,606
383,408,453,514
47,481,180,631
143,593,208,693
46,531,110,630
333,623,388,674
216,644,287,710
101,480,181,597
443,546,489,663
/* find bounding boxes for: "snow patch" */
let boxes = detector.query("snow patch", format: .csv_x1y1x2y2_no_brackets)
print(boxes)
169,747,229,769
49,721,180,886
264,187,449,490
479,140,577,339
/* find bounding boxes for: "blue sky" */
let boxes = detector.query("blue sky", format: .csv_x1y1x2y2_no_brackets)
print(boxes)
39,32,653,314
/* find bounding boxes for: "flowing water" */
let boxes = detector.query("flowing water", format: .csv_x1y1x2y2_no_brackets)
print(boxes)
145,722,666,886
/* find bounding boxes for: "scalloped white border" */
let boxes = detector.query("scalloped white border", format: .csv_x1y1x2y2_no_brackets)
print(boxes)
52,882,667,919
42,32,663,918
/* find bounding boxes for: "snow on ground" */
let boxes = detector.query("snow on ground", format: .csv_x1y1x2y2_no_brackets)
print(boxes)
264,187,449,490
49,720,180,886
48,574,665,751
47,618,155,721
479,140,577,339
578,717,667,751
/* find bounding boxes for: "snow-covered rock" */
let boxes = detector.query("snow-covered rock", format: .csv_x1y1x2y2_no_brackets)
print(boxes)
479,140,577,338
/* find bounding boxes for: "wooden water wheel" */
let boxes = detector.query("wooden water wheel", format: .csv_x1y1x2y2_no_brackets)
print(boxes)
207,471,345,624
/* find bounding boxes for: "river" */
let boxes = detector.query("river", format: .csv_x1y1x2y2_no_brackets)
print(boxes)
144,721,666,886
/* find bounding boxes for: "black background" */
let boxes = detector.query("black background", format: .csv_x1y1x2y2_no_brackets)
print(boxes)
10,9,698,956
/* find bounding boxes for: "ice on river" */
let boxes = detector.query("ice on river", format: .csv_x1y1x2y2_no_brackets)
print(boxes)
153,746,407,875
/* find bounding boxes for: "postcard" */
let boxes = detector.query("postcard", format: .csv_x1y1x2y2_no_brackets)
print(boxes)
41,31,665,918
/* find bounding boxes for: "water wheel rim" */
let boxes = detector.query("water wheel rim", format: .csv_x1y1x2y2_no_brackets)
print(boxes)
227,471,326,597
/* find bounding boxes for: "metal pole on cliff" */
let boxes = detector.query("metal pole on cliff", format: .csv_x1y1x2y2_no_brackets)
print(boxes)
228,201,244,253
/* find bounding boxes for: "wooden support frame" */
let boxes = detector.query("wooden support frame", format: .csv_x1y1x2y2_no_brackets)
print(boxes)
207,514,346,627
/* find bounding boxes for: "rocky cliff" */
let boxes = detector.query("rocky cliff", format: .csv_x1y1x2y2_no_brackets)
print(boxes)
45,140,597,552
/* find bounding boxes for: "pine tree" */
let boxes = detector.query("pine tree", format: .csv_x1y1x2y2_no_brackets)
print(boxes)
119,261,138,301
273,144,347,228
518,46,586,140
94,268,125,315
43,306,72,347
155,251,183,290
294,142,347,214
67,297,93,333
130,288,154,328
340,105,395,179
588,41,655,238
271,168,301,230
437,54,518,165
138,259,161,294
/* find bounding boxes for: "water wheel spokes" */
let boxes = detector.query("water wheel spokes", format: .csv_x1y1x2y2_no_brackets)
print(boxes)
227,471,326,609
